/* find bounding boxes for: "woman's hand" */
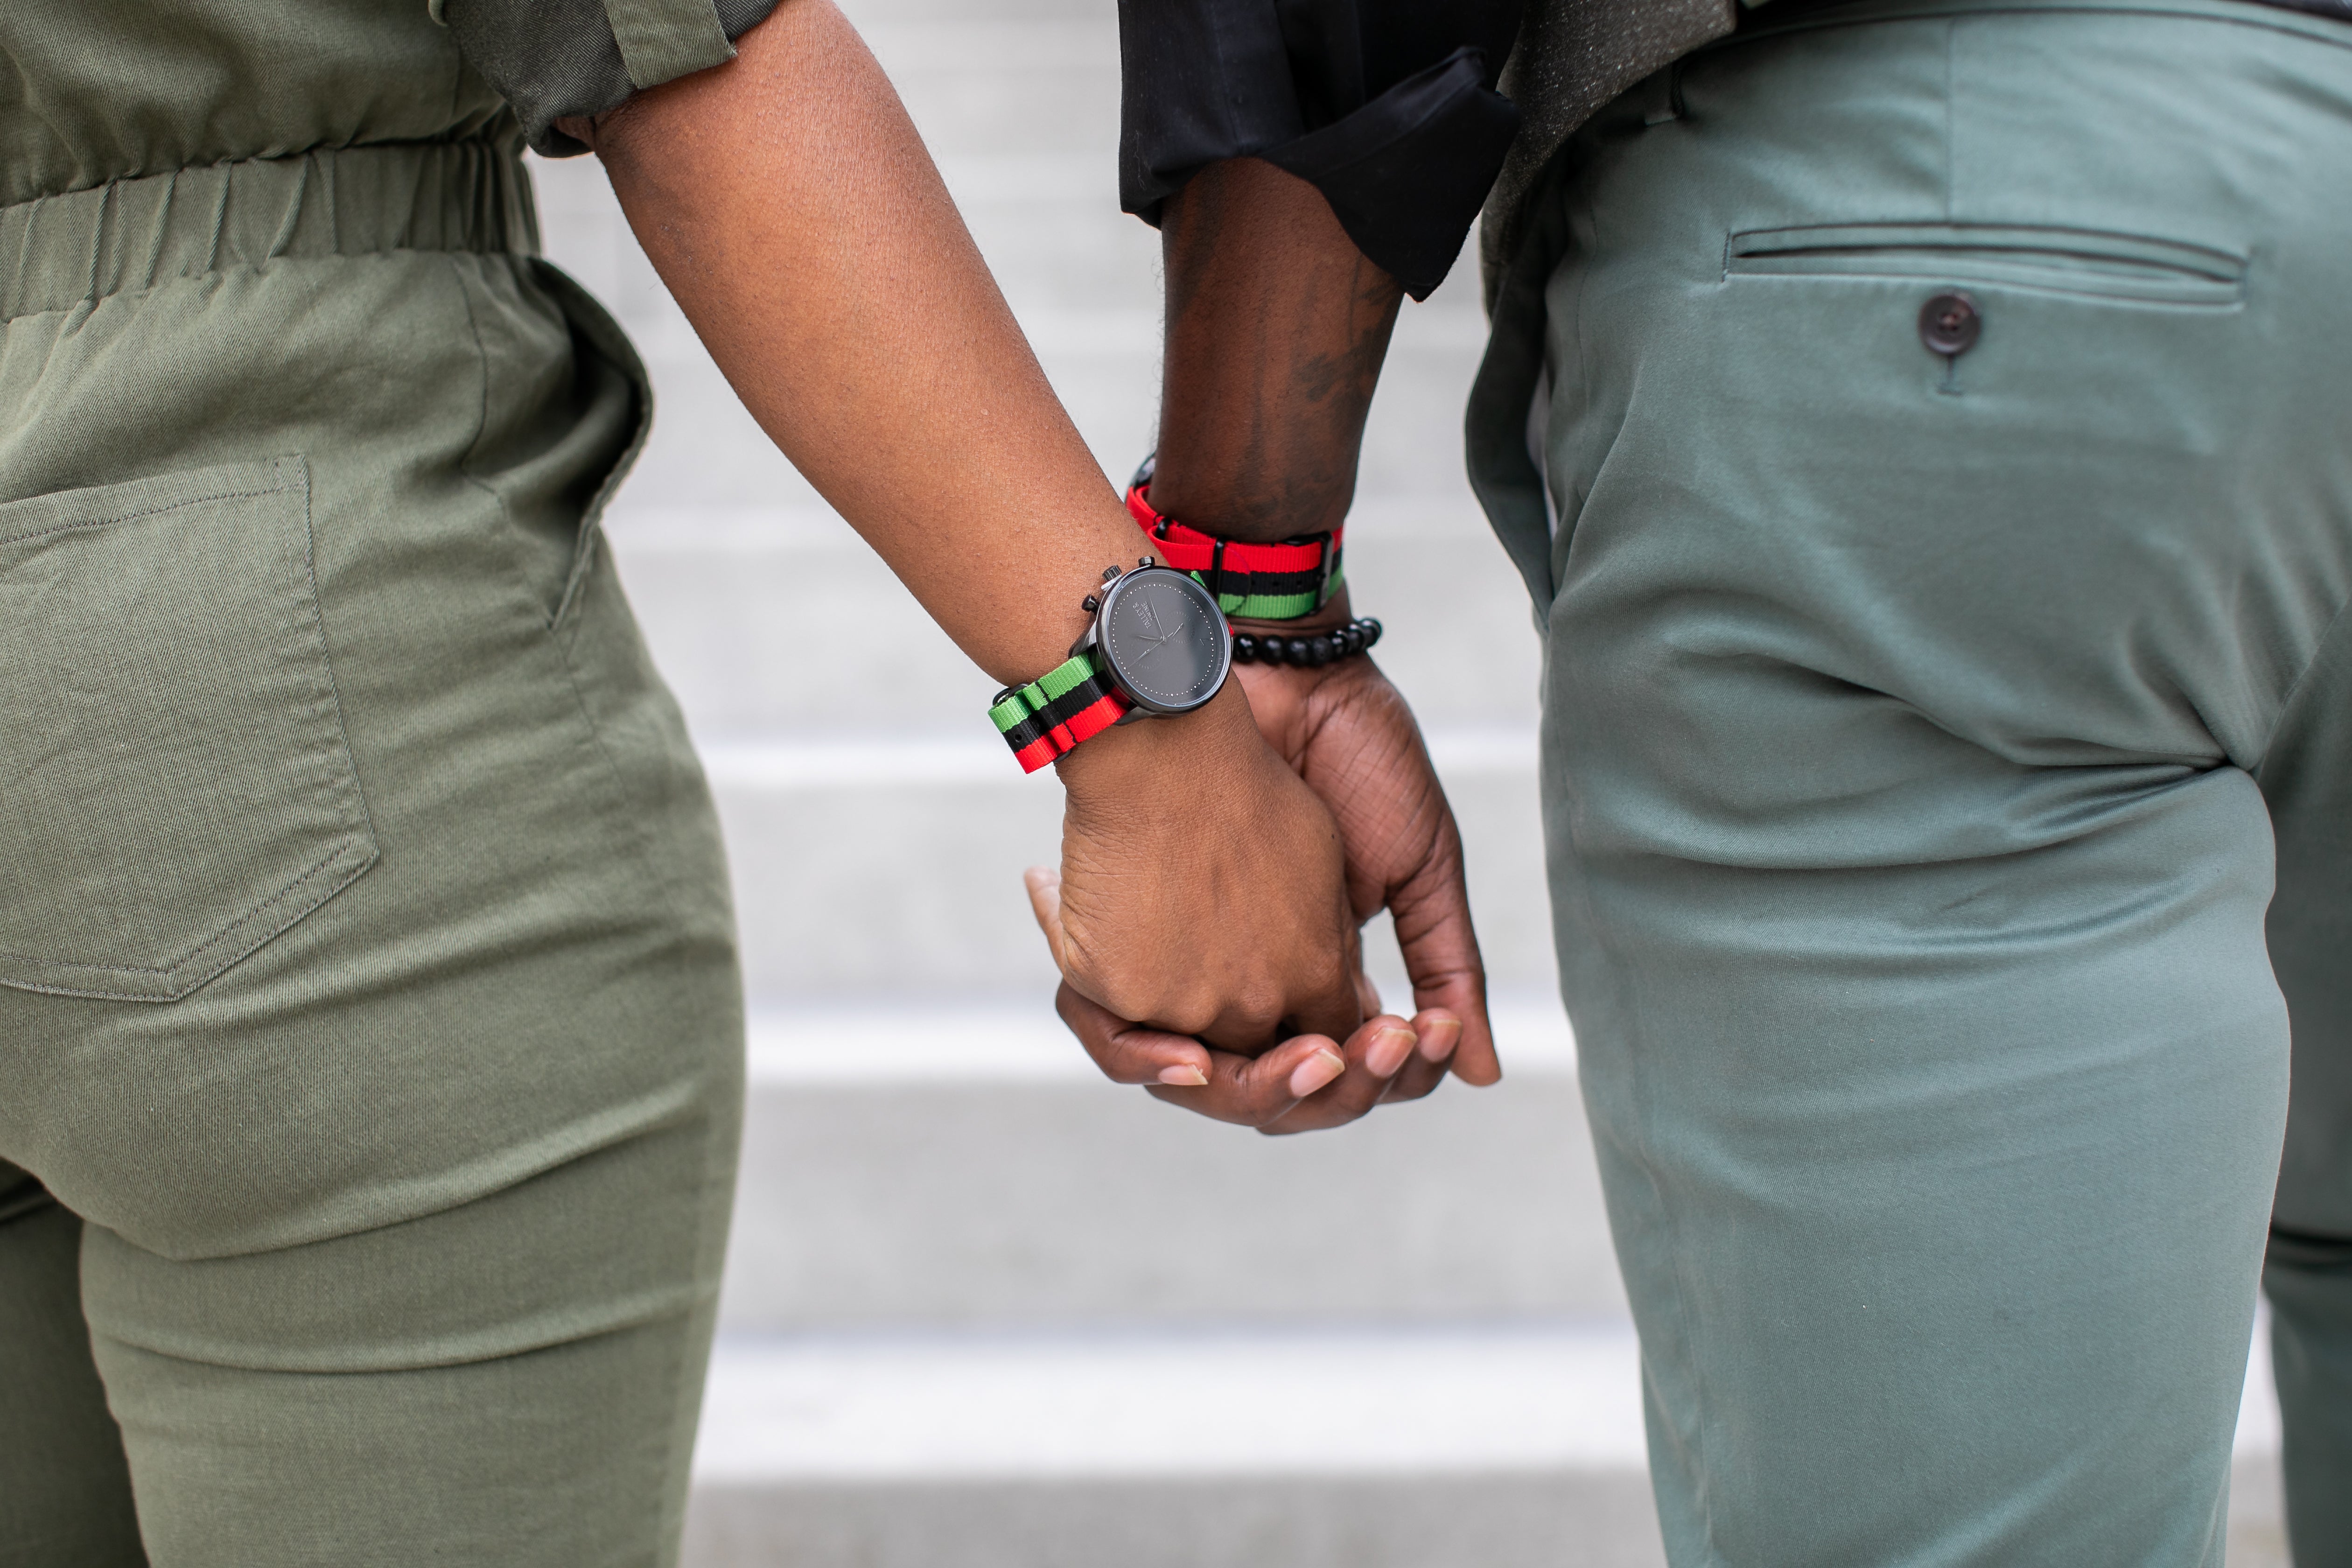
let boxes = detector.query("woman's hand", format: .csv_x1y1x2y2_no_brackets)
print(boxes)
1049,982,1463,1136
1028,680,1364,1053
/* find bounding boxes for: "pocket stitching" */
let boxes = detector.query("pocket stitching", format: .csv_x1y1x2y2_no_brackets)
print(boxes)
1721,223,2248,305
0,836,366,977
0,460,379,1001
0,479,298,549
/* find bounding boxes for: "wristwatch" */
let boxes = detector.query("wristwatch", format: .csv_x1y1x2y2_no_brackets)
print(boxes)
989,557,1234,773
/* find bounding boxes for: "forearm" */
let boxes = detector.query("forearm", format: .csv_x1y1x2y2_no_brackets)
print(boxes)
570,0,1133,687
1148,159,1404,550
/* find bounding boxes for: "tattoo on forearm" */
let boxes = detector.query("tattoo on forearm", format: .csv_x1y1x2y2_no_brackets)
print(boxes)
1155,161,1403,542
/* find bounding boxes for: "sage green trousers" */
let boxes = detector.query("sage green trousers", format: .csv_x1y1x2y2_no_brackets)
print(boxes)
1472,1,2352,1561
0,144,743,1567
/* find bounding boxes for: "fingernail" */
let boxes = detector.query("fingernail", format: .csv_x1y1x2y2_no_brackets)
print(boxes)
1288,1047,1346,1099
1418,1017,1463,1063
1366,1026,1416,1078
1158,1064,1209,1087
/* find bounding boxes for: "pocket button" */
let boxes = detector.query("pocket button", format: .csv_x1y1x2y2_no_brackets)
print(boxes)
1920,291,1982,356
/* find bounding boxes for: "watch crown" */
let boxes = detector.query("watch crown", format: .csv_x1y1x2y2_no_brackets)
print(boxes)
1101,566,1121,583
1081,595,1099,613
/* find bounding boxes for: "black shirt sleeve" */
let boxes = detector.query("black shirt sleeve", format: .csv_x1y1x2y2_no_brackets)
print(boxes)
1118,0,1526,300
440,0,783,156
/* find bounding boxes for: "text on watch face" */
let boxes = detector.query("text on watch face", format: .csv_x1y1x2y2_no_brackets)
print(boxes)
1104,577,1221,707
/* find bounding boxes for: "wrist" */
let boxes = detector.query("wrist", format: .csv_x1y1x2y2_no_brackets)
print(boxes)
1054,679,1261,797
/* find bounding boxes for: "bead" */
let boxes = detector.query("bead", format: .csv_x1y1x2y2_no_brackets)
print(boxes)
1233,633,1256,662
1286,637,1310,664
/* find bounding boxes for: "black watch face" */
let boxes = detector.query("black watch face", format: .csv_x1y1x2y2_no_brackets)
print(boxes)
1097,567,1231,714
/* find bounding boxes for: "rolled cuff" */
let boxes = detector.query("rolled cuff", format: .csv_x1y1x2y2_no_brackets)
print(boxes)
1258,47,1521,301
442,0,780,157
1122,44,1521,300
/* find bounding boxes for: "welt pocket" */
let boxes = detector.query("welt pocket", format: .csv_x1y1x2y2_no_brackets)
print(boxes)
0,457,378,1001
1724,224,2247,306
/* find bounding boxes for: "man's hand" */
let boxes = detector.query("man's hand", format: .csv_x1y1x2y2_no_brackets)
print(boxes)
1028,682,1364,1053
1231,638,1500,1088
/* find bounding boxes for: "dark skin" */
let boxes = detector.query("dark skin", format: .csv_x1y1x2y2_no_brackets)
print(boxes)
1037,158,1501,1134
561,2,1433,1110
1150,158,1403,543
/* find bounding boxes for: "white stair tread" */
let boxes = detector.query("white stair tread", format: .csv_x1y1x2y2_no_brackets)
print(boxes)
695,1319,2282,1485
695,725,1534,791
743,987,1575,1084
695,1322,1646,1482
604,492,1500,553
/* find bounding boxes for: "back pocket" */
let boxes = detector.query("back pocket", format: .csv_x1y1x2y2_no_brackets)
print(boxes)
0,457,378,1000
1725,224,2247,306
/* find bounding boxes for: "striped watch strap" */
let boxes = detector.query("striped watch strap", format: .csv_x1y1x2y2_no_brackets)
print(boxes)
1124,481,1343,622
989,651,1132,773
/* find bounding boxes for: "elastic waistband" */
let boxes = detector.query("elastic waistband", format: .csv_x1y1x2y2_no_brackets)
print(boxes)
1,140,538,323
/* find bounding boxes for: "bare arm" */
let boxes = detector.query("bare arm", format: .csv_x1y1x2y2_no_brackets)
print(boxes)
1149,157,1404,549
563,0,1369,1057
574,0,1138,683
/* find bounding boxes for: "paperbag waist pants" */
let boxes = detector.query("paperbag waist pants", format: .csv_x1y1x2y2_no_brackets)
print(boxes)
0,142,744,1568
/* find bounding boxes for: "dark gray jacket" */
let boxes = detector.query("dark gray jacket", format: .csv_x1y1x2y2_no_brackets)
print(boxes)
1482,0,1733,303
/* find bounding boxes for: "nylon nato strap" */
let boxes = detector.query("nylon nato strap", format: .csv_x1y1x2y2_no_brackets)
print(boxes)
990,651,1131,773
1125,483,1343,621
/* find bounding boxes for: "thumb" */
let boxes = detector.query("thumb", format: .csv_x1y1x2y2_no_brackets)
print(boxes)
1023,865,1071,976
1389,826,1499,1086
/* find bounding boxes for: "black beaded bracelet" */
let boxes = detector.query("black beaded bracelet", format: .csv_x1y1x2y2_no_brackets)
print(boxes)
1231,616,1383,668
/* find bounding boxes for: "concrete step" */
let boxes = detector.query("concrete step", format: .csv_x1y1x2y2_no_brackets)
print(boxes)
530,148,1497,515
699,727,1556,998
685,1320,1665,1568
681,1322,2289,1568
719,994,1608,1331
554,323,1486,527
603,505,1538,735
854,21,1122,162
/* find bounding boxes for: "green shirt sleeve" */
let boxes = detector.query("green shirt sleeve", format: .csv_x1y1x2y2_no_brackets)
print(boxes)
439,0,781,155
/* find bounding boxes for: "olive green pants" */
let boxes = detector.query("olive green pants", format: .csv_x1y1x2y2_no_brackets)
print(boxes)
0,145,743,1567
1472,1,2352,1561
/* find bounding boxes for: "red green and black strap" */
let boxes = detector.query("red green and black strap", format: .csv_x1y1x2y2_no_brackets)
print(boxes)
989,651,1131,774
1125,478,1343,622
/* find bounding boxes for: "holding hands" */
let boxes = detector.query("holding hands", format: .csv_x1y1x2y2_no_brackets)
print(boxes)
587,6,1488,1131
1027,147,1498,1131
1029,626,1495,1134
